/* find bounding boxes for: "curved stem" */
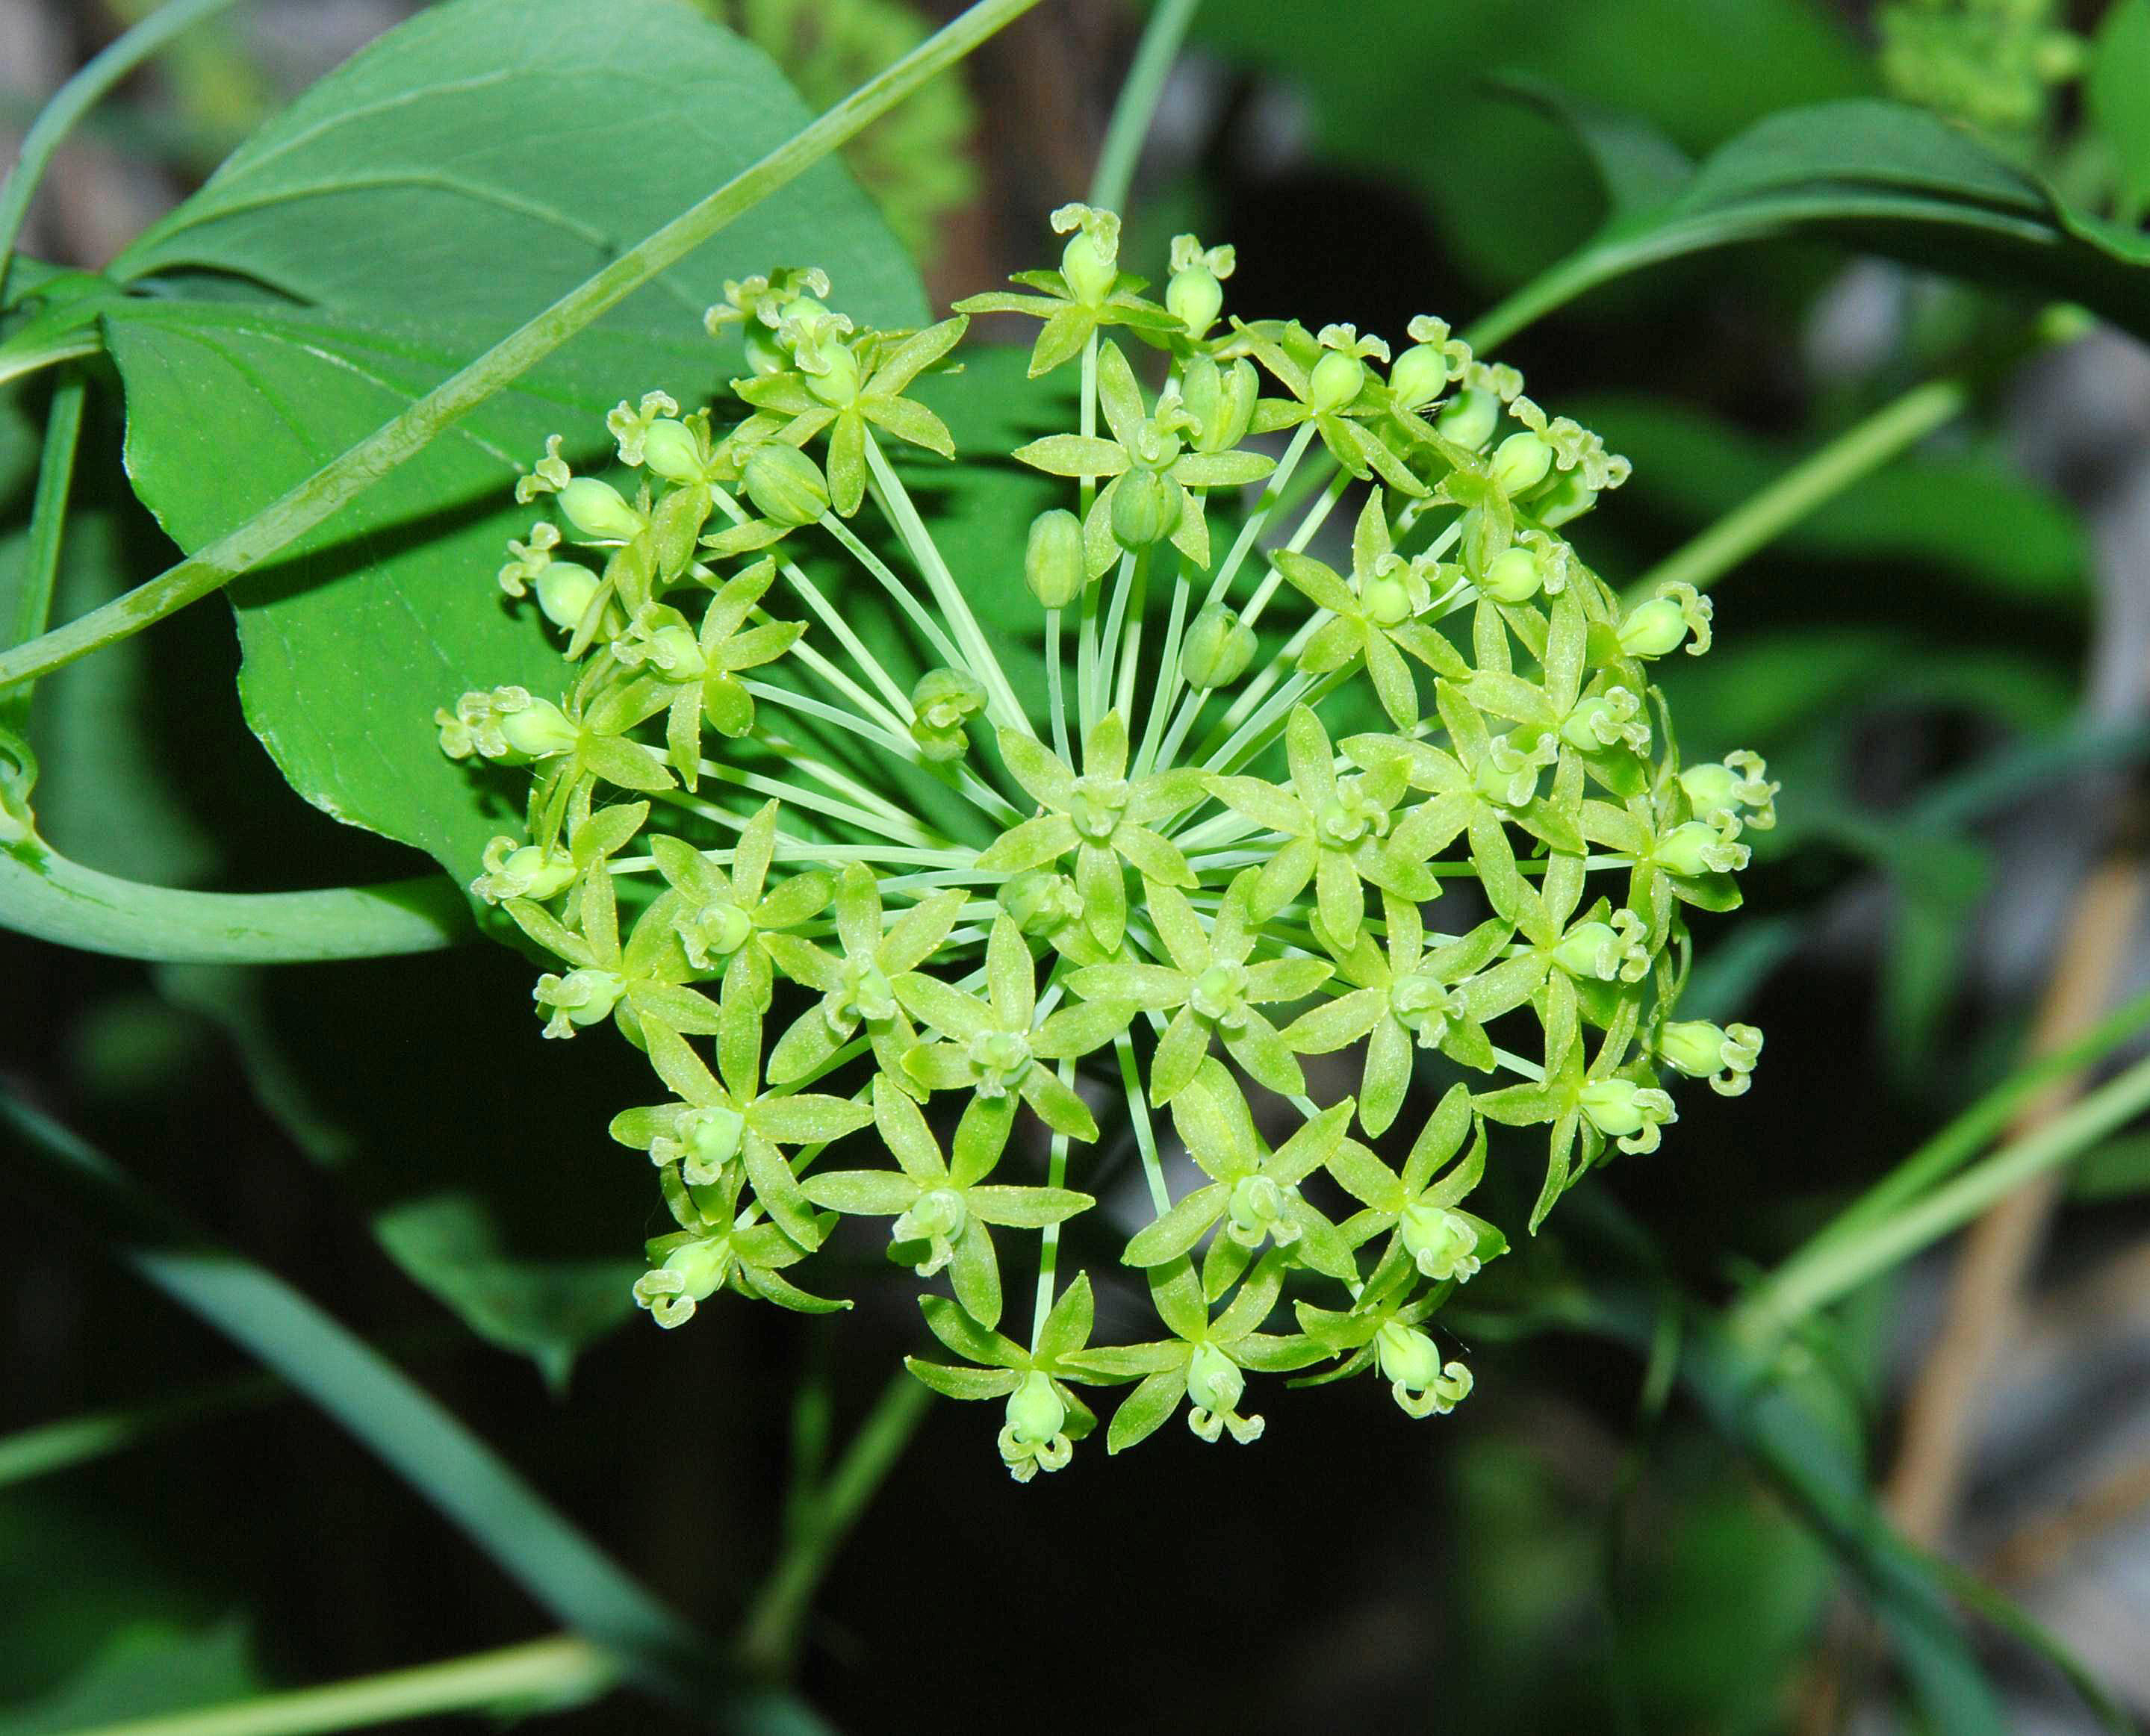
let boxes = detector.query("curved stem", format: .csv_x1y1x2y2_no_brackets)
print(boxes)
1088,0,1202,213
0,0,1046,694
737,1371,934,1679
43,1636,615,1736
1622,378,1969,606
0,841,468,962
0,0,246,303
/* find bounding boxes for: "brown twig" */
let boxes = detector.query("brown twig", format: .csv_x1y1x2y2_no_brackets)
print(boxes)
1882,855,2148,1547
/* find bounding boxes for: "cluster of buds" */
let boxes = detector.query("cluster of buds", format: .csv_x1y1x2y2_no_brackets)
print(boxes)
438,206,1767,1478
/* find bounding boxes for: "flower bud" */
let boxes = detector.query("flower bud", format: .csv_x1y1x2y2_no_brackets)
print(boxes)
1005,1368,1067,1445
743,444,830,526
1437,388,1500,452
1478,546,1541,604
1175,356,1258,452
1489,431,1553,497
1560,688,1649,756
1025,508,1086,608
1659,1019,1763,1096
998,1370,1074,1483
1186,1341,1261,1444
559,476,646,544
497,694,580,759
1110,470,1182,549
910,667,987,762
473,837,576,905
1617,583,1712,659
1578,1078,1677,1154
1553,912,1649,983
1167,264,1224,338
1361,564,1414,627
1656,820,1748,878
1400,1202,1481,1283
1000,868,1084,936
1534,465,1599,527
1060,228,1116,305
678,1104,746,1183
1388,343,1451,412
534,561,600,632
1182,603,1256,689
1376,1319,1441,1391
640,420,706,483
1680,750,1777,830
534,966,626,1039
1309,348,1367,415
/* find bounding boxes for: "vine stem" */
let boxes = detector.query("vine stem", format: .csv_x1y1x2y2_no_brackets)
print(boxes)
0,841,467,963
0,0,1048,694
43,1637,615,1736
737,1371,935,1679
1,367,84,725
1622,377,1969,606
0,0,247,301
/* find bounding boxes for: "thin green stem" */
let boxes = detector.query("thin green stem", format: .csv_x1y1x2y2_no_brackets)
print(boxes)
815,510,966,671
0,0,1046,693
1031,1057,1078,1351
1,368,85,727
1134,553,1193,776
41,1636,617,1736
1624,378,1969,605
737,1371,934,1679
1046,606,1072,765
0,841,468,963
1114,1031,1172,1216
1088,0,1202,212
0,1369,279,1490
1733,1049,2150,1350
863,435,1030,732
0,0,246,302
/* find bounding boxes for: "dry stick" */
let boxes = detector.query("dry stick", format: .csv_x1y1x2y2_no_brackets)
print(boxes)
1789,853,2149,1736
1883,854,2149,1549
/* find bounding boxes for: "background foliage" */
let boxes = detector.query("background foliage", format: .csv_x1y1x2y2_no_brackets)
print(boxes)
5,0,2150,1732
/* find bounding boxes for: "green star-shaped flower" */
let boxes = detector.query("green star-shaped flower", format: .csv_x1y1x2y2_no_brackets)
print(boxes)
609,558,804,785
1123,1061,1358,1298
1065,1256,1322,1449
898,912,1133,1142
802,1076,1093,1329
902,1275,1106,1483
644,799,833,1012
610,1018,872,1252
1273,487,1470,728
1282,895,1509,1136
1205,703,1437,949
951,202,1177,376
1066,871,1330,1104
975,710,1206,952
762,860,963,1086
732,314,968,514
1010,340,1274,578
1323,1083,1509,1295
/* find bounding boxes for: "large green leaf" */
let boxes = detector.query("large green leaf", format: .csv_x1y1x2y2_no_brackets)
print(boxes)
1186,0,1868,291
1475,99,2150,349
2090,0,2150,227
104,0,925,886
